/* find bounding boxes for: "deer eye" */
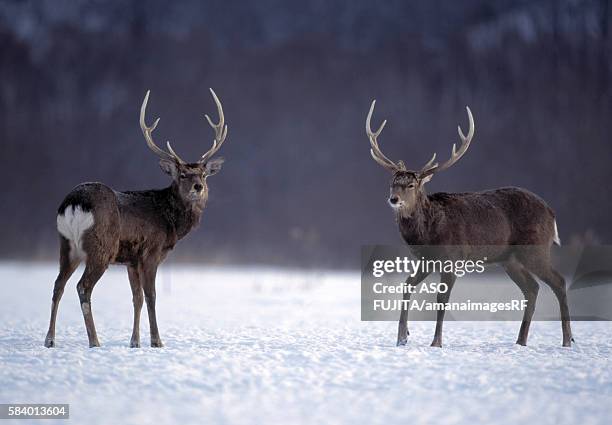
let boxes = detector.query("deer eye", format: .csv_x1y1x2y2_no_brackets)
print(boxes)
179,173,187,179
407,183,416,189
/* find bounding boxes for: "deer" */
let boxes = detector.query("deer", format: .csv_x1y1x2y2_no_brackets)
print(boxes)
44,89,228,348
365,100,573,348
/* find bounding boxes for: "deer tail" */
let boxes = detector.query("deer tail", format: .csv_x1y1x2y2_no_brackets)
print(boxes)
553,220,561,246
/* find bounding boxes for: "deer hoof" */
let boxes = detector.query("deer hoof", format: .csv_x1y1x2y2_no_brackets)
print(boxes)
44,338,55,348
151,340,164,348
89,340,101,348
430,341,442,348
396,337,407,346
515,340,527,346
129,340,140,348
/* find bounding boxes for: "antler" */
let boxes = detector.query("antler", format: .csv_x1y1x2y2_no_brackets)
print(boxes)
364,100,475,177
366,100,405,172
140,90,186,164
199,88,228,164
420,106,475,176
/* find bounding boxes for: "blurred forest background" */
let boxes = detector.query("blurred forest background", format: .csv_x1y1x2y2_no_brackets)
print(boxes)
1,0,611,268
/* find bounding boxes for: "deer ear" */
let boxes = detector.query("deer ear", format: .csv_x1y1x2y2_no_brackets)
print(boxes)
159,159,179,177
420,174,433,185
205,158,224,176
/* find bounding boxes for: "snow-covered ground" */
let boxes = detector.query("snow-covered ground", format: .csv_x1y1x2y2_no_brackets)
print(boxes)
1,262,611,425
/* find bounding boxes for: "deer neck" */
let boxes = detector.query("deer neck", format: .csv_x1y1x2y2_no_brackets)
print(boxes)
164,184,205,240
397,191,433,245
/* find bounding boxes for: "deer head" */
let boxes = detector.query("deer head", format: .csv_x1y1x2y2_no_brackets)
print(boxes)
365,100,475,215
140,89,228,204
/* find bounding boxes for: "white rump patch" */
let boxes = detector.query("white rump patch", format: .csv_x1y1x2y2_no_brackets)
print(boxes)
57,205,94,259
553,220,561,245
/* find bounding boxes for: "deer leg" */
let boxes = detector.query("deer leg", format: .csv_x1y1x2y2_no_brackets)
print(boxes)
503,261,539,346
127,266,144,348
430,272,457,348
45,237,80,348
532,267,573,347
397,270,430,346
76,260,108,348
141,261,163,348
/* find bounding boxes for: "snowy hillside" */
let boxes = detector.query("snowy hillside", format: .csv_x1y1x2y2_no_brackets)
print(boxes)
1,263,611,425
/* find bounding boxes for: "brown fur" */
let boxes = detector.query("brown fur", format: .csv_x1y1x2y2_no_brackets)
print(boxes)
44,159,223,348
389,171,573,347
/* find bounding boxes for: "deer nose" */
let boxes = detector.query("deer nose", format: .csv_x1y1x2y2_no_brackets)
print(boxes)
389,196,399,205
193,183,203,192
